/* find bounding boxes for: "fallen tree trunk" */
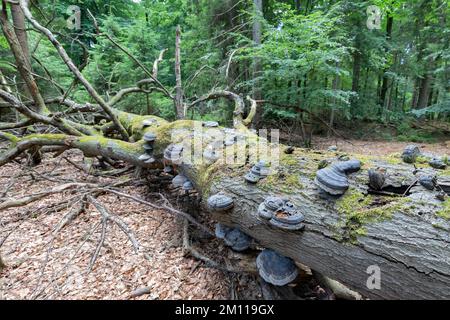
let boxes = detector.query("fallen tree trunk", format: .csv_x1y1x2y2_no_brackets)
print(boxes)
148,119,450,300
2,115,450,299
204,159,450,300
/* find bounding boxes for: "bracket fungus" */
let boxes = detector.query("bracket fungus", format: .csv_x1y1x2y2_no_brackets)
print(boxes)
419,175,437,191
368,167,386,190
244,161,271,184
138,153,153,162
163,165,174,174
182,180,194,191
172,174,188,188
164,144,184,164
203,147,220,164
143,143,153,151
315,160,361,196
207,194,234,212
202,121,219,128
334,159,361,174
258,197,305,231
402,145,420,164
215,223,233,239
327,145,338,152
256,249,298,286
143,132,157,143
223,228,252,252
429,158,447,170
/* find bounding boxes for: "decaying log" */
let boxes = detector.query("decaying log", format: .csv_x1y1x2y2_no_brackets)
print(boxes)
201,153,450,300
1,114,449,299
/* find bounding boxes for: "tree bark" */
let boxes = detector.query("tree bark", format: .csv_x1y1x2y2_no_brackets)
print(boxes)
417,72,433,109
252,0,263,126
379,13,393,112
350,49,362,114
10,1,30,69
0,253,5,272
199,152,450,300
175,25,184,119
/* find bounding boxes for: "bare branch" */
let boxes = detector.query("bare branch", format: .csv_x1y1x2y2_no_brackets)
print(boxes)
153,48,167,78
188,90,253,129
100,188,214,237
175,25,184,119
0,6,47,113
0,89,84,135
19,0,129,141
0,182,97,210
86,9,173,101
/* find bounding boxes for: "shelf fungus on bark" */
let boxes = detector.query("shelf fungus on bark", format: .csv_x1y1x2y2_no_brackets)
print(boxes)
172,174,188,188
182,180,194,191
429,158,447,170
207,194,234,212
163,165,174,174
368,167,386,190
224,135,237,146
258,197,305,231
203,147,220,164
314,160,361,196
215,223,233,239
202,121,219,128
401,145,420,164
333,159,361,174
164,144,184,164
143,132,157,143
223,228,252,252
256,249,298,286
143,143,153,152
140,132,157,164
244,161,271,184
138,153,154,162
418,175,437,191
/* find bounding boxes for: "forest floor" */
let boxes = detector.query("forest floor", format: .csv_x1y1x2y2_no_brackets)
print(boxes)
0,137,448,300
313,136,450,156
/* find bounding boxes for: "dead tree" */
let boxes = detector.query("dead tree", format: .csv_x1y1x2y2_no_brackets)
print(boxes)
0,0,449,300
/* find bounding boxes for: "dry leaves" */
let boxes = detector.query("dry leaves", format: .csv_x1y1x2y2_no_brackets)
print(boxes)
0,150,228,300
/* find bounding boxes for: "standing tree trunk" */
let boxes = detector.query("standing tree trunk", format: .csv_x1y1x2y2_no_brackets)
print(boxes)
350,49,362,115
0,254,5,272
328,62,340,137
175,25,184,119
379,13,394,113
10,1,30,69
417,72,433,109
252,0,263,126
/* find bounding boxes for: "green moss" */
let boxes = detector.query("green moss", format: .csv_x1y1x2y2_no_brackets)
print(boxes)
335,189,411,243
415,155,429,164
436,198,450,220
280,153,299,166
384,153,402,165
0,132,19,144
25,133,67,141
76,135,142,155
438,168,450,177
258,171,303,193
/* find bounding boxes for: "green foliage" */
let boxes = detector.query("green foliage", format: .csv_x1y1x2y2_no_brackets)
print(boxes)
0,0,448,137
